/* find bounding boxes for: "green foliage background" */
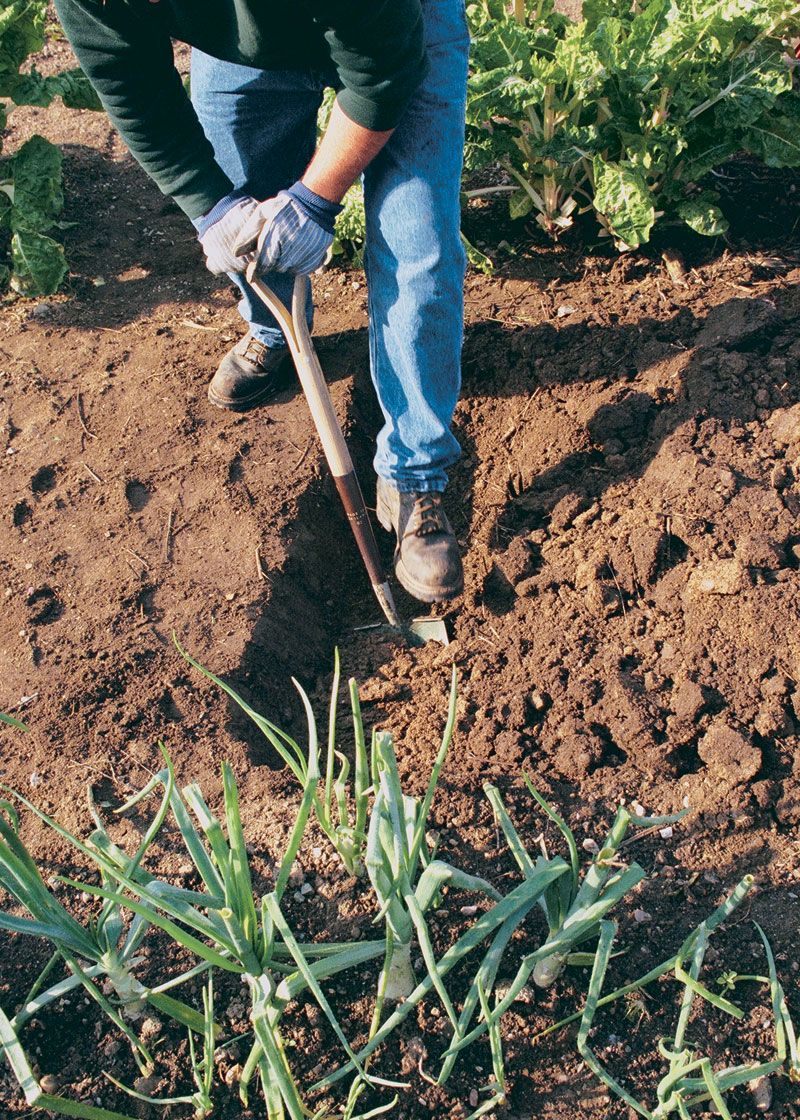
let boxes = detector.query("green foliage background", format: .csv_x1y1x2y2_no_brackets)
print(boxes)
466,0,800,249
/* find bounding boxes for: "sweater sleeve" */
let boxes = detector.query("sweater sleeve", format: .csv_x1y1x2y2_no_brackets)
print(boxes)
314,0,428,132
52,0,232,220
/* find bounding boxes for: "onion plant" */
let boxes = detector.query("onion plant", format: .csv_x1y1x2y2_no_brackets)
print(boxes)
575,898,799,1117
0,783,203,1073
29,735,394,1120
178,642,371,877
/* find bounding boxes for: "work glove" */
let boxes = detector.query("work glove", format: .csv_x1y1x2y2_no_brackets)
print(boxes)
196,183,342,278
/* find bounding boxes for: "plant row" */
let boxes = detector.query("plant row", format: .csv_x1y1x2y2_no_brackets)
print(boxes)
0,651,797,1120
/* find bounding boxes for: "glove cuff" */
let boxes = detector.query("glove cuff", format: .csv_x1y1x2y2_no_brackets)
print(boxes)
193,189,251,237
287,181,343,235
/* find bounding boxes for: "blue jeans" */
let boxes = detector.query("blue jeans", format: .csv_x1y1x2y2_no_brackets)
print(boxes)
190,0,468,492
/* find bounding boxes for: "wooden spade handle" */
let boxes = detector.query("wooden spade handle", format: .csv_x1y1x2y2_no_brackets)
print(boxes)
245,264,402,629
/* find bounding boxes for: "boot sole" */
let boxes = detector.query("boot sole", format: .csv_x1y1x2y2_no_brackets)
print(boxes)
376,491,464,603
207,379,284,412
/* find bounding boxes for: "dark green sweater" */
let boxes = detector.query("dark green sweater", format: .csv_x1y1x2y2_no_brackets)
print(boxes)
53,0,427,220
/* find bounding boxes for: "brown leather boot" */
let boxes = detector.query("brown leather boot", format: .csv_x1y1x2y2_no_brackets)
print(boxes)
208,334,293,411
376,478,464,603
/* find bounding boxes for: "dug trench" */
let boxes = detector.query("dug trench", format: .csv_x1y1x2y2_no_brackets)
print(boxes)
2,47,800,1120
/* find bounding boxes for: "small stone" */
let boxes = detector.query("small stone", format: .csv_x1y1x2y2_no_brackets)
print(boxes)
460,904,478,916
633,909,652,923
529,690,548,712
133,1075,159,1095
659,826,673,839
139,1017,161,1041
750,1075,772,1112
28,771,42,788
469,1089,479,1108
224,1064,243,1086
556,304,576,317
686,559,744,596
299,882,314,896
39,1075,60,1093
582,837,600,855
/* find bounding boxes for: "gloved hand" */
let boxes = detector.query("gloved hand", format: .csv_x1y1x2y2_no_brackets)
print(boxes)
234,183,342,277
196,193,259,276
196,183,342,278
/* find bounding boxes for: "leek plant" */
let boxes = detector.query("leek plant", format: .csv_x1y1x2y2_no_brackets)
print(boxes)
365,671,502,1004
33,740,394,1120
105,974,216,1119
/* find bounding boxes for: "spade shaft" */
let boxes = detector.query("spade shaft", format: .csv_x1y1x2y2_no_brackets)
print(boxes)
247,271,403,631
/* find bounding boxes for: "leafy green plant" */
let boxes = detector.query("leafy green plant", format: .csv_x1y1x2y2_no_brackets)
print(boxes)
0,0,101,294
466,0,800,249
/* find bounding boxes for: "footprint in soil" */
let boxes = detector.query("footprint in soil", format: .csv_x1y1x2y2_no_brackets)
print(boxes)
125,479,150,512
30,465,56,495
26,586,63,625
13,499,32,526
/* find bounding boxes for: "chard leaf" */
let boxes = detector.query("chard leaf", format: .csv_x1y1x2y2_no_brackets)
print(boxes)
677,193,729,237
48,67,103,111
592,158,655,250
8,66,51,106
509,188,534,219
10,229,67,296
742,113,800,167
9,135,63,232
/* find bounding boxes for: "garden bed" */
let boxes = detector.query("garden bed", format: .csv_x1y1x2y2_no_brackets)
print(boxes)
1,35,799,1120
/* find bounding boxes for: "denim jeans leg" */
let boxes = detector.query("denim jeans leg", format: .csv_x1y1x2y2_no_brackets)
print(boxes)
190,51,323,347
363,0,469,492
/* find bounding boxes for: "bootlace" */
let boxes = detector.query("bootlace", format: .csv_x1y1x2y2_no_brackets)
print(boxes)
242,337,269,367
413,493,446,537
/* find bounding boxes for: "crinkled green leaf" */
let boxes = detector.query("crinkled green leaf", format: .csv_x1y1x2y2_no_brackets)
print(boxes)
0,0,46,78
593,158,655,249
10,229,67,296
9,65,51,106
9,135,63,232
48,67,103,111
509,188,534,219
677,192,729,236
742,111,800,167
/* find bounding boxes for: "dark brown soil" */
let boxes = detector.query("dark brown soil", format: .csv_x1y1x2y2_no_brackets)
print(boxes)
1,33,799,1120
